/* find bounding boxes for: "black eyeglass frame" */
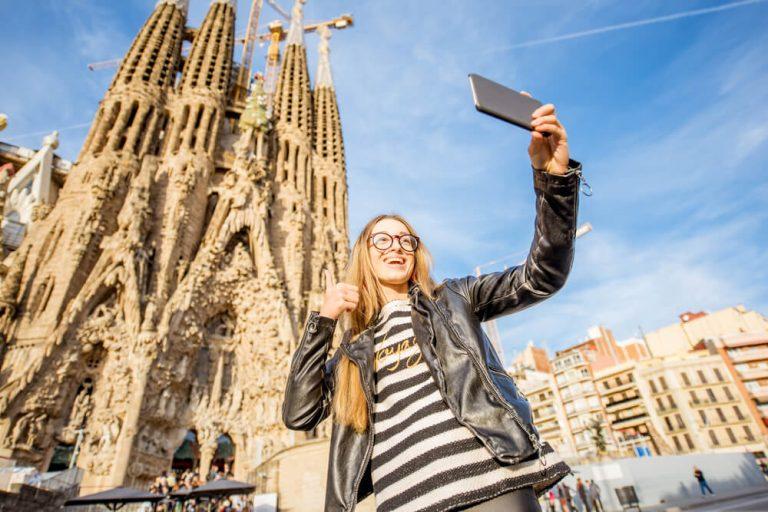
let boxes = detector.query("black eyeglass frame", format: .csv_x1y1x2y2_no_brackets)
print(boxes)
368,232,420,253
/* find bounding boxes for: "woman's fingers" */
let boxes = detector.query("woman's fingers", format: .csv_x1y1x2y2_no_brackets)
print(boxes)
531,115,560,127
324,268,337,292
532,103,555,118
533,123,566,140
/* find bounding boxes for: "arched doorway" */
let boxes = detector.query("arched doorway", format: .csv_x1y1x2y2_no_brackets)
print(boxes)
210,433,235,478
171,430,200,472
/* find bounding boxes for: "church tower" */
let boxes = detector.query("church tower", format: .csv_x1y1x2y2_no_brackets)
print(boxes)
306,25,350,314
148,0,236,324
0,0,351,497
0,0,187,473
270,0,314,328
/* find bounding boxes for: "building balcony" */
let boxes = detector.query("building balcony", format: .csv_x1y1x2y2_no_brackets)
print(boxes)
739,367,768,380
612,413,648,428
729,348,768,364
603,381,636,394
537,422,560,433
689,396,740,408
605,396,642,412
665,423,688,434
696,416,750,428
656,404,680,415
750,387,768,401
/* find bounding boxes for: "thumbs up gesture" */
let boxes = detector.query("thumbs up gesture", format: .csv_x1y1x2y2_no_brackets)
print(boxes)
319,268,359,321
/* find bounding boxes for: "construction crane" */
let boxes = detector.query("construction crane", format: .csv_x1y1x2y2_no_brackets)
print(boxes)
87,58,121,71
236,0,265,100
246,12,353,111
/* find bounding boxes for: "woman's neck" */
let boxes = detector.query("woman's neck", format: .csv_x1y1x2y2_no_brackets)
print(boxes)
381,282,409,302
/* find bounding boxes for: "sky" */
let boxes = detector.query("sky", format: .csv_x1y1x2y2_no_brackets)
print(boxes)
2,0,767,362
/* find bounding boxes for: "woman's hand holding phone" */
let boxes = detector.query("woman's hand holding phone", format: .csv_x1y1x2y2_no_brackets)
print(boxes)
319,268,359,321
521,92,570,175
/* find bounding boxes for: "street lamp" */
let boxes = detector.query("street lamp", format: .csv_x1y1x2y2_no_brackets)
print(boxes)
474,222,594,366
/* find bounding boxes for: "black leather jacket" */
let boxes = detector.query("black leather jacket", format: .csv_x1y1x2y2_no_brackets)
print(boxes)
283,162,582,511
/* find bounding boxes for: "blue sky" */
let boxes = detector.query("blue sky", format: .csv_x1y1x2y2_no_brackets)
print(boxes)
2,0,767,360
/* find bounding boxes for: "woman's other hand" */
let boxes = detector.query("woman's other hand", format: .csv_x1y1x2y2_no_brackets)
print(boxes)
318,268,359,321
521,92,569,175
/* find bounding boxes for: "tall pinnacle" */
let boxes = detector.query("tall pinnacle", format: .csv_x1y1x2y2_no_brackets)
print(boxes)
156,0,189,15
316,25,333,88
286,0,306,46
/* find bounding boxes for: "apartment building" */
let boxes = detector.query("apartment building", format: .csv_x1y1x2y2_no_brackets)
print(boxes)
512,364,575,458
644,305,768,358
715,332,768,432
594,362,670,457
636,352,766,458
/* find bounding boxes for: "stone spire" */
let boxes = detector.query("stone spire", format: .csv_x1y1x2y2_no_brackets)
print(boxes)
0,0,187,482
269,0,315,327
307,24,349,316
148,0,236,319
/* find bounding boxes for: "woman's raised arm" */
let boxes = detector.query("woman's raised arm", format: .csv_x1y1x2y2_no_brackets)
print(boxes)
281,311,339,431
444,100,582,322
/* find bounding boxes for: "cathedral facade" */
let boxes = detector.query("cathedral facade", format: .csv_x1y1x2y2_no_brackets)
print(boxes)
0,0,348,494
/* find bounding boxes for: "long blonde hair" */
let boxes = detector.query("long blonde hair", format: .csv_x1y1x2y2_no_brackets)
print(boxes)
333,214,438,433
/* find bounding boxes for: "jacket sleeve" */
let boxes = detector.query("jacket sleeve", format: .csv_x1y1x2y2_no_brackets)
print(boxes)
282,311,340,431
446,160,582,323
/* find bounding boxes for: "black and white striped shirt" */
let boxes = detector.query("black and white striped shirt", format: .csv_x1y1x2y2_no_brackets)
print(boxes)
371,299,570,512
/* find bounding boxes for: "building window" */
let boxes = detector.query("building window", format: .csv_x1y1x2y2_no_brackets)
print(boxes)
664,417,673,431
706,388,716,403
690,390,699,404
716,408,726,423
684,433,695,450
709,430,719,446
615,377,621,386
675,414,685,429
649,380,658,394
714,368,724,382
733,406,744,420
697,370,707,384
673,436,682,452
723,386,734,401
726,427,737,444
668,396,676,409
659,376,668,390
681,372,691,386
699,410,707,424
656,398,665,411
744,426,755,441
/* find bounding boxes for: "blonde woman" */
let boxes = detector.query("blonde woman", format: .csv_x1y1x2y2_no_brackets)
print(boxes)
283,101,582,511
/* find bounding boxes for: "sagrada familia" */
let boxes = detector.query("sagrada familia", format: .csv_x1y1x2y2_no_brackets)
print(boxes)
0,0,349,502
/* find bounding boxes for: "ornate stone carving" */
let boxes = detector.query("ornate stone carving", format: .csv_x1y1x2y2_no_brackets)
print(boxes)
0,0,349,493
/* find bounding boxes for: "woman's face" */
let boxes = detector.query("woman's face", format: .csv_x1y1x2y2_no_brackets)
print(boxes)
367,218,416,288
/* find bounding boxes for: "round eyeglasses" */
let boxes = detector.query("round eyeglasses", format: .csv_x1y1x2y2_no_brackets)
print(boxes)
369,232,419,253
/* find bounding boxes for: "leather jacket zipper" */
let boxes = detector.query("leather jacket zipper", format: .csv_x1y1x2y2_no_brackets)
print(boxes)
431,298,543,464
339,342,375,512
574,166,592,196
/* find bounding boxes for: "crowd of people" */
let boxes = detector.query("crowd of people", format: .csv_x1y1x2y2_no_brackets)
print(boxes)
540,478,604,512
144,464,255,512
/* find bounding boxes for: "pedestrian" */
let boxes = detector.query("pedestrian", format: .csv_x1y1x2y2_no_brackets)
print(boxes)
576,478,591,512
547,489,557,512
693,466,714,496
558,483,573,512
283,101,583,512
587,480,603,512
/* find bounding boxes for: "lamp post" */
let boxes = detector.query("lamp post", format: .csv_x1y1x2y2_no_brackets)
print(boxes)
475,222,593,366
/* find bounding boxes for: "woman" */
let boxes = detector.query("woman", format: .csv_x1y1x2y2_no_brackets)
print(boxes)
283,101,583,511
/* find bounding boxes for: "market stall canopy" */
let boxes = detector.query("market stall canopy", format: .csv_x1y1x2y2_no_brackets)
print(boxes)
187,478,255,497
65,486,164,510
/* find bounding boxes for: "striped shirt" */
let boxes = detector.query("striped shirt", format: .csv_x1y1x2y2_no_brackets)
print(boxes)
371,299,570,512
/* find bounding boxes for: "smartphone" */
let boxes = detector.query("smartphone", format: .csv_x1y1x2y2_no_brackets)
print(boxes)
468,73,543,131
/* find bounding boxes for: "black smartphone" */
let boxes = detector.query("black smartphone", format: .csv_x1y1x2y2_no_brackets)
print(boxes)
468,73,543,131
